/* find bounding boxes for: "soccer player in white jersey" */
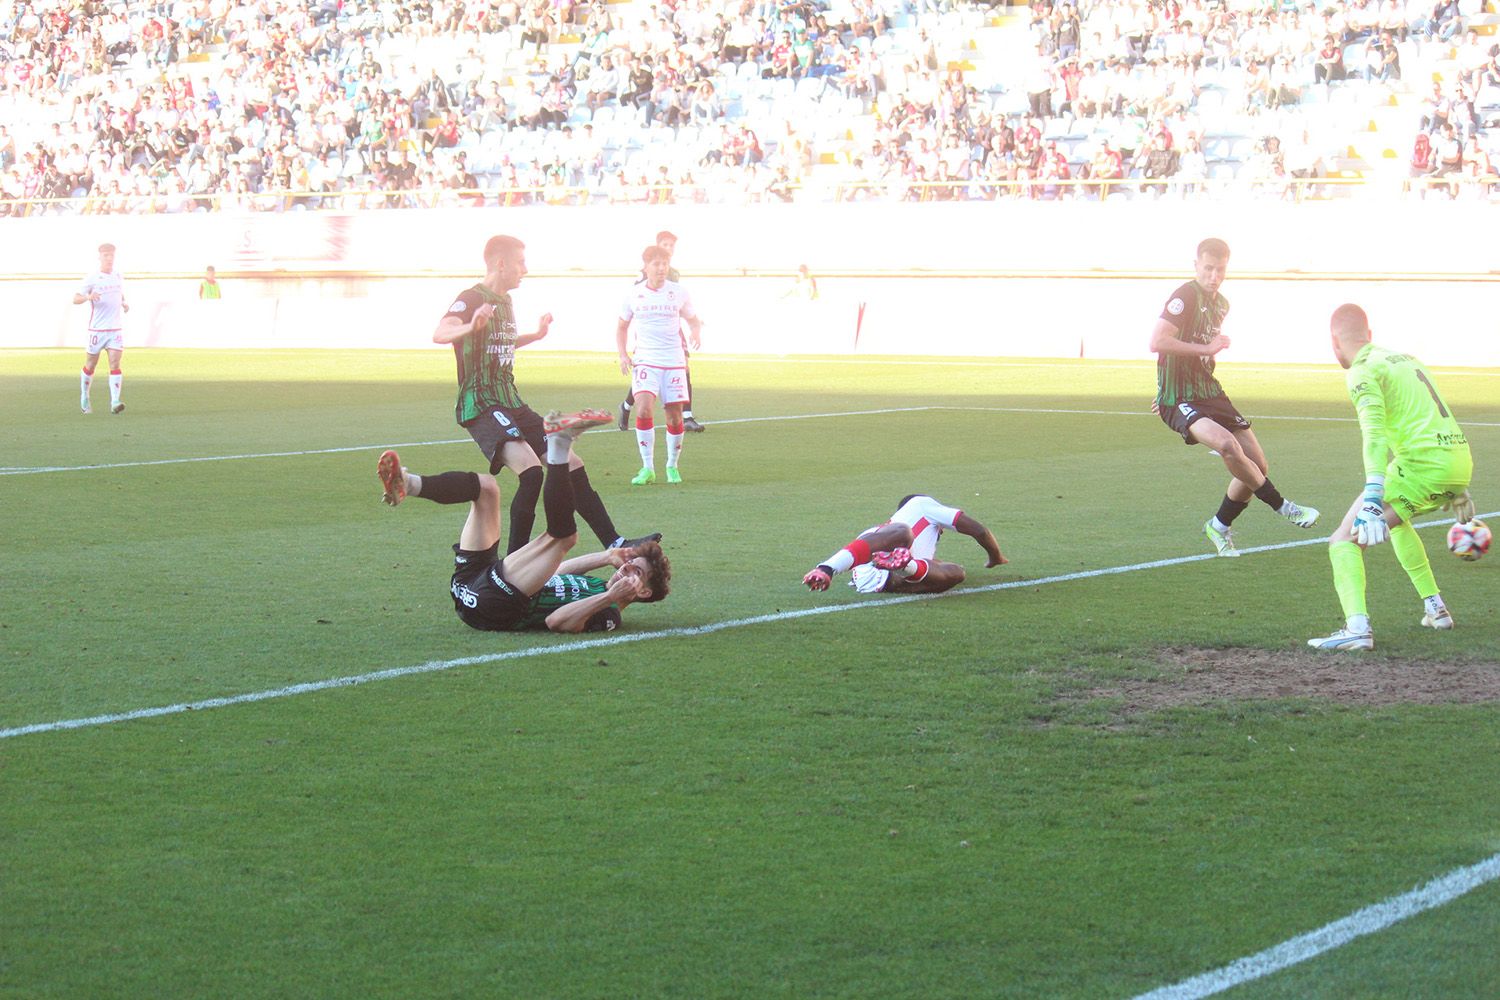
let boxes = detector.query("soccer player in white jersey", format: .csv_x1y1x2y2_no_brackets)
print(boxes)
617,244,703,485
74,242,129,414
802,494,1007,595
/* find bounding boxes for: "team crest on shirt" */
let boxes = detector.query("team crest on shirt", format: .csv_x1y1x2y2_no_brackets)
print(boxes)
1167,297,1185,316
449,301,466,313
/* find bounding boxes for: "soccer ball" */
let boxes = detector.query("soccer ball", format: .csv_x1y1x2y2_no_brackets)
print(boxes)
1446,519,1492,562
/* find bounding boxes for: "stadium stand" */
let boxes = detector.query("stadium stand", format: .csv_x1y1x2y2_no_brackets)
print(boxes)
1,0,1497,212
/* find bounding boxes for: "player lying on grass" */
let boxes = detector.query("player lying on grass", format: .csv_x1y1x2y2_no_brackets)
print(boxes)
1307,303,1475,652
377,408,671,633
802,495,1006,595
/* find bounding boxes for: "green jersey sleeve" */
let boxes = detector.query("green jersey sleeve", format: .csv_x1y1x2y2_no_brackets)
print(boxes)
1345,344,1467,478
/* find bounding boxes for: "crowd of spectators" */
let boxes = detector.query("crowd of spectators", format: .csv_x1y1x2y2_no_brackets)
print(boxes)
0,0,1497,213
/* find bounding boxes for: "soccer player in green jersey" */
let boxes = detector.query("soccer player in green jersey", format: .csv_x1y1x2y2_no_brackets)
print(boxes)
1151,237,1321,556
435,234,658,556
1308,304,1476,651
376,409,671,634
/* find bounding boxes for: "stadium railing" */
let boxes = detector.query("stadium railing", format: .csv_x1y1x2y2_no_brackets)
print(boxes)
2,173,1496,216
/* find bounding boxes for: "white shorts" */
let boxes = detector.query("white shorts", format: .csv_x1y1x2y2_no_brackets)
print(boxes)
631,363,690,405
86,330,124,354
850,565,890,594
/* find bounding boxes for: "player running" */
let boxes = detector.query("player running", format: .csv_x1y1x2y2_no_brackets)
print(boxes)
802,494,1006,595
1151,237,1320,555
377,408,671,633
1307,304,1476,651
436,234,657,555
617,244,703,485
74,242,128,414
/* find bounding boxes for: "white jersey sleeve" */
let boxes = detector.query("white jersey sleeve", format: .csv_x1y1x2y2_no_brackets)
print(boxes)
622,280,696,366
889,495,963,559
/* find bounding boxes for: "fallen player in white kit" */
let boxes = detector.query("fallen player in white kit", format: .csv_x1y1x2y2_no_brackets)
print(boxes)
802,494,1007,595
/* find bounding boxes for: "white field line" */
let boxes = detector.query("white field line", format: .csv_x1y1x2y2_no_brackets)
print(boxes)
0,407,935,476
5,510,1491,744
1132,851,1500,1000
695,355,1500,378
6,405,1497,476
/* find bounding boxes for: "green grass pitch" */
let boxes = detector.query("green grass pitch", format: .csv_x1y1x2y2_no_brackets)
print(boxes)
2,348,1498,999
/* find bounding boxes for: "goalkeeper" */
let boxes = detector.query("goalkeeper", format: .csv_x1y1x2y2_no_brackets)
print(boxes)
1308,304,1475,651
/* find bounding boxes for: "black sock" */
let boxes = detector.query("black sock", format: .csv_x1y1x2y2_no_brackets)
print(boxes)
506,466,543,554
1253,479,1285,511
416,471,480,505
570,466,618,547
684,366,695,413
543,462,578,540
1215,496,1250,527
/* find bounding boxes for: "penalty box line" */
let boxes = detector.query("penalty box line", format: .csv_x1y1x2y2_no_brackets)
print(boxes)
2,511,1487,744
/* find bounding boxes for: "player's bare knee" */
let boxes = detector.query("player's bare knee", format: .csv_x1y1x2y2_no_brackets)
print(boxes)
478,475,501,502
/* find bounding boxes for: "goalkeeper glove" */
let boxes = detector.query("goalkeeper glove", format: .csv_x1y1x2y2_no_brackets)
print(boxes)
1353,479,1389,547
1443,489,1476,525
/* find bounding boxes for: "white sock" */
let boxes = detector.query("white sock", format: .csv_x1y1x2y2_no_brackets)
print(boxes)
1424,594,1446,616
665,431,684,468
81,370,92,400
405,471,422,496
1210,516,1231,534
1346,613,1371,634
636,427,655,468
822,550,855,574
545,434,572,464
109,373,122,405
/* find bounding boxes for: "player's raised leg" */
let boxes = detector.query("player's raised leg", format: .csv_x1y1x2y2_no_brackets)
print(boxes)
501,408,613,591
377,448,499,544
1231,428,1317,527
1194,420,1317,556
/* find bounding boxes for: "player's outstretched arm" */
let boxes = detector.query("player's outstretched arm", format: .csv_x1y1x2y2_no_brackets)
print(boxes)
556,548,629,576
616,317,633,374
1149,317,1228,357
954,512,1007,567
516,311,553,347
434,301,493,345
545,573,643,633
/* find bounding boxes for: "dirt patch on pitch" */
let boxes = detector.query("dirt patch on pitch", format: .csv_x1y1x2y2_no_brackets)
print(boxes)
1081,646,1500,712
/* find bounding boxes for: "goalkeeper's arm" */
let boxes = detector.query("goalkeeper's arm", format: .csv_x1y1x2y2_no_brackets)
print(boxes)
954,512,1007,568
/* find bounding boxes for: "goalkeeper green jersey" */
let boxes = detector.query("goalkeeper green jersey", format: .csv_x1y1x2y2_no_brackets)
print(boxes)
506,573,610,632
1154,279,1228,408
444,283,525,424
1346,343,1471,479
